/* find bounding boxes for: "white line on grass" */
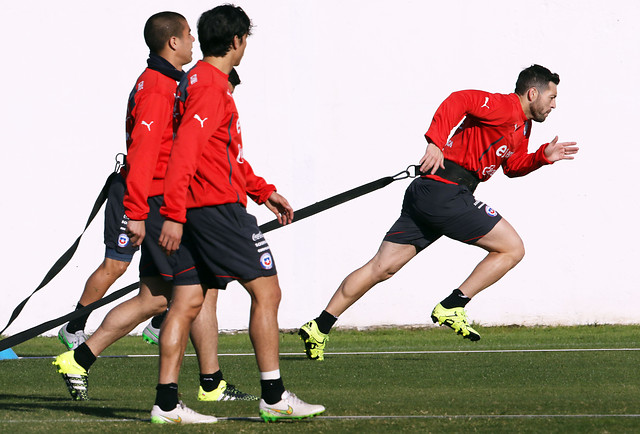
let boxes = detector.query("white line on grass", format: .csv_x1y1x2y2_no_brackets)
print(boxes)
3,414,640,424
13,347,640,360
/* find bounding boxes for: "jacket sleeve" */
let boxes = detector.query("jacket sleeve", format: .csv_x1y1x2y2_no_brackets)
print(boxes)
161,85,225,223
123,91,173,220
242,159,276,204
502,140,552,178
425,90,514,148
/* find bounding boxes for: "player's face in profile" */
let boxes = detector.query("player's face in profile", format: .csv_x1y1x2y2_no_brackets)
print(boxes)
530,82,557,123
176,21,195,65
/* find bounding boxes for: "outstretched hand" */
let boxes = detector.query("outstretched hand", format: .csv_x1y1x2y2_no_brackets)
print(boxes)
544,136,579,162
419,142,445,174
265,191,294,226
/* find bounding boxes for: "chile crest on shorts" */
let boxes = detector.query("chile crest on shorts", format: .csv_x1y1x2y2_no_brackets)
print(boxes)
118,233,130,247
485,206,498,217
260,252,273,270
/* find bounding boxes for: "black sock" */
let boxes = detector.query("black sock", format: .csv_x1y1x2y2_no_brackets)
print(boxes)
155,383,179,411
151,311,167,329
260,378,285,405
315,310,338,334
73,343,96,371
66,303,89,334
200,370,223,392
440,289,470,309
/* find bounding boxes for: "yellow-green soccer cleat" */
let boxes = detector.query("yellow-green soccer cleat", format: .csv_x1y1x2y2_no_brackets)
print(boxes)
298,320,329,361
197,380,259,401
259,390,325,422
52,351,89,400
430,303,481,341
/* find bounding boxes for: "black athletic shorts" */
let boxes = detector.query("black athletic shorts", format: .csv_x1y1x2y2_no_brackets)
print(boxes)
104,173,137,261
139,195,200,286
183,203,278,289
385,177,502,251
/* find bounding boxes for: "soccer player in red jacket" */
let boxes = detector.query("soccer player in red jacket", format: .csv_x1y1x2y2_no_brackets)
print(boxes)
299,64,579,360
53,13,253,422
156,5,325,422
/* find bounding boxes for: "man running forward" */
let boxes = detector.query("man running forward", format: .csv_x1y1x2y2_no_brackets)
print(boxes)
299,64,579,360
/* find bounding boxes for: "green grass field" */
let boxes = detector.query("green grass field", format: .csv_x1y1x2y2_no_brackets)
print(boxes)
2,325,640,433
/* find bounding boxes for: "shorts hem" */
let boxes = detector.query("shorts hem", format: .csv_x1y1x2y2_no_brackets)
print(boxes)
105,247,134,262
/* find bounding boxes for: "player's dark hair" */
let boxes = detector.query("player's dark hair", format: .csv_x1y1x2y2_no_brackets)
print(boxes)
229,67,241,87
198,4,252,57
515,64,560,95
144,11,187,54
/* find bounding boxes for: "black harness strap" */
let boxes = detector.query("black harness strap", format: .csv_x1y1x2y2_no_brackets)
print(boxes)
0,171,118,335
0,165,419,351
259,166,418,232
430,160,480,193
0,282,139,352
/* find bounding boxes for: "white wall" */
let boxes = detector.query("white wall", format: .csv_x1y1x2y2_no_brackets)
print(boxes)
1,0,638,337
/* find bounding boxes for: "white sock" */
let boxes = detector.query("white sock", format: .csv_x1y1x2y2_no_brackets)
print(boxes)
260,369,281,381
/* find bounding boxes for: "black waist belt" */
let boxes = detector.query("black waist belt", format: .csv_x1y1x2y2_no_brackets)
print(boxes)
429,160,480,193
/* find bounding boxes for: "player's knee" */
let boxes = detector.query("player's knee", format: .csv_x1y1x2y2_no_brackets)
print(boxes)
371,263,400,283
103,259,130,277
256,285,281,309
366,255,398,283
508,240,525,266
149,299,169,315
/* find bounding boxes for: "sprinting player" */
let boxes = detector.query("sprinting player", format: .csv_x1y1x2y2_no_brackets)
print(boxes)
300,64,579,360
157,5,325,422
141,66,242,346
52,12,254,418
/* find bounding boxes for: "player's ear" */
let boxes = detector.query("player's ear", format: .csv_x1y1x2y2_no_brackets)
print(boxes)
168,35,178,51
232,35,239,50
528,87,538,102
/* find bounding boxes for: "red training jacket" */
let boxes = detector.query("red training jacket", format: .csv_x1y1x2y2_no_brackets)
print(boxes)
161,61,275,223
425,90,552,182
121,68,177,220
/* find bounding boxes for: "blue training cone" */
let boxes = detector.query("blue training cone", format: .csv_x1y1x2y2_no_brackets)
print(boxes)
0,348,18,360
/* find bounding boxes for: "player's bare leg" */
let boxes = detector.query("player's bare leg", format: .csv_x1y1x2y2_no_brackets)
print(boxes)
299,241,417,360
459,218,525,298
241,275,324,418
432,218,525,341
85,277,171,356
240,276,281,373
190,288,220,374
58,258,132,350
325,241,418,317
53,277,172,401
190,288,257,401
79,258,130,306
158,284,206,384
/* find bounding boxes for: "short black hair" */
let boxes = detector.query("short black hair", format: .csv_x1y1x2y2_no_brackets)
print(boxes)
229,68,241,87
198,4,252,57
515,64,560,95
144,11,187,54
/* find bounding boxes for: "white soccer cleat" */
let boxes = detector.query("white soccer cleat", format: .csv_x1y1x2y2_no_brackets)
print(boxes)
142,321,160,345
58,324,88,350
259,390,325,422
150,401,217,424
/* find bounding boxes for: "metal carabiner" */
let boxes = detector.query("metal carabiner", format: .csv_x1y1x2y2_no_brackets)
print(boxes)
392,165,422,181
114,153,126,173
405,164,422,178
